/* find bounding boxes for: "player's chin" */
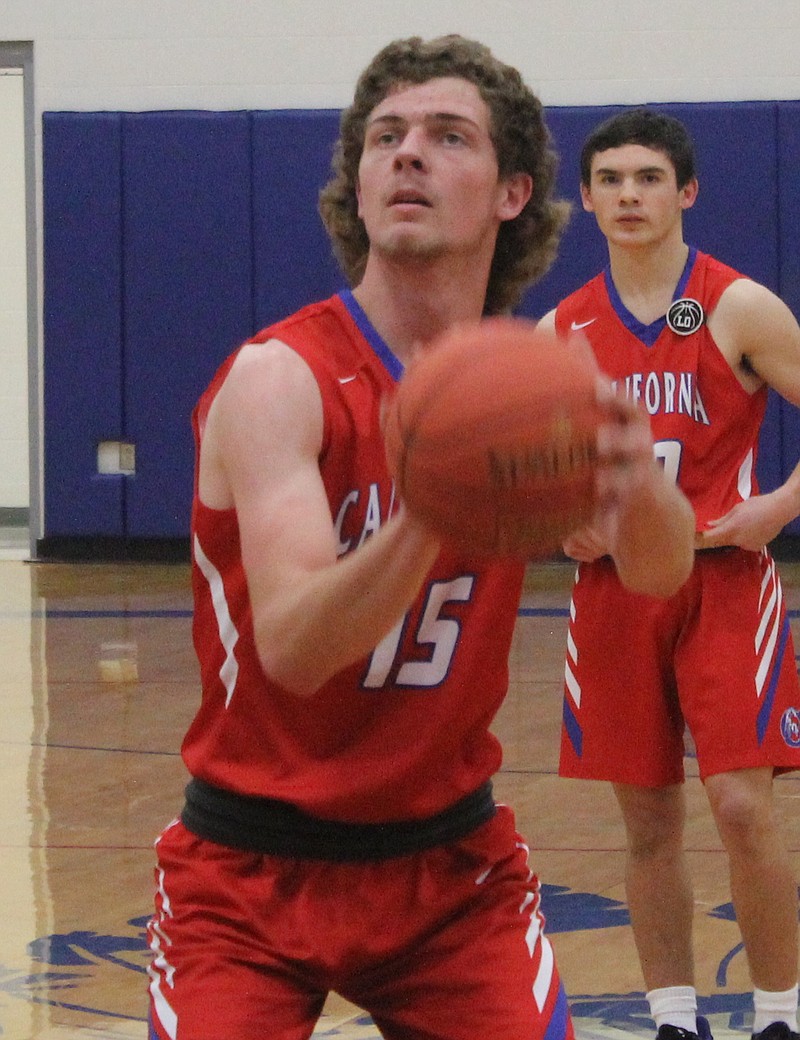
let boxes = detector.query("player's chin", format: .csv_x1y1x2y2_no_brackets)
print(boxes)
377,230,442,261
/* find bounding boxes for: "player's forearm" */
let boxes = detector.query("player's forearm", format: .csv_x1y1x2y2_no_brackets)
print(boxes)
612,473,695,598
253,510,440,697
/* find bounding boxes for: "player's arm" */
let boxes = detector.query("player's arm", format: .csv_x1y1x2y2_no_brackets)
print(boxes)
541,310,691,582
702,280,800,549
199,339,440,698
592,386,695,597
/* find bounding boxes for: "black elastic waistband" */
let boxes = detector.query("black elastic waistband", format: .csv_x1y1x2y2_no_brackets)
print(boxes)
181,778,496,861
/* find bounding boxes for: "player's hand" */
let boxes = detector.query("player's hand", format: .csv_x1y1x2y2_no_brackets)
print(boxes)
593,378,659,509
699,489,794,551
562,525,608,561
563,381,657,562
588,379,694,596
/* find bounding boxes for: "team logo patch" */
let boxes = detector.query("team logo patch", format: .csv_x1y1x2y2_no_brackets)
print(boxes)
780,706,800,747
666,297,705,335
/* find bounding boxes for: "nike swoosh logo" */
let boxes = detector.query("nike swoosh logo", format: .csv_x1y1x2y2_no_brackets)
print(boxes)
338,375,358,384
570,319,597,330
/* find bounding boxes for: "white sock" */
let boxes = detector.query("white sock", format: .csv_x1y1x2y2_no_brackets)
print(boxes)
753,985,799,1034
647,986,698,1033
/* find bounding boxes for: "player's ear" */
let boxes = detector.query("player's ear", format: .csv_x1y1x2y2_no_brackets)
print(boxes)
498,172,533,221
679,176,698,211
580,182,594,212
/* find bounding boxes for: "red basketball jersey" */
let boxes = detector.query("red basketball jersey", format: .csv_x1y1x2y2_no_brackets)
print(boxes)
182,292,525,823
555,249,765,530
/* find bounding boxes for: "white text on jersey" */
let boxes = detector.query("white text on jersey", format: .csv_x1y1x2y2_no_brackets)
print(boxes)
612,371,710,426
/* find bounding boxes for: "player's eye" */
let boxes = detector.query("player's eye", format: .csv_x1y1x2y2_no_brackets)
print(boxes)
366,125,401,148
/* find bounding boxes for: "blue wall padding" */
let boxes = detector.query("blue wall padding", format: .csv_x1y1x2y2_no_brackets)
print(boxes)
519,104,620,321
759,390,784,500
41,101,800,540
778,102,800,315
776,102,800,533
252,110,346,328
672,101,779,288
43,112,126,536
121,111,254,537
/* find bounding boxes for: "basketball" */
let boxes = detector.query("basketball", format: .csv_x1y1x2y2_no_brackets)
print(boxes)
383,317,602,559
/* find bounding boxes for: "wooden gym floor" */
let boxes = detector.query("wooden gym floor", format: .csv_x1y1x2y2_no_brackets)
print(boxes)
1,548,799,1040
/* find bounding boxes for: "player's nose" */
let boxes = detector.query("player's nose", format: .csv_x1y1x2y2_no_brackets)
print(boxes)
393,128,426,171
619,177,641,202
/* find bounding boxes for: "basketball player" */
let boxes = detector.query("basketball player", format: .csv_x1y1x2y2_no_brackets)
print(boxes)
540,108,800,1040
146,43,694,1040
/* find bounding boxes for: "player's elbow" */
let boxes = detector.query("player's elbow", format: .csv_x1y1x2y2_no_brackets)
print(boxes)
615,477,695,597
255,632,329,699
664,543,695,596
621,550,693,598
617,520,695,598
258,648,327,698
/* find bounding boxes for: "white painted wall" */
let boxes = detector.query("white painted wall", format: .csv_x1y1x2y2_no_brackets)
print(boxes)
2,0,800,529
5,0,800,112
0,70,29,511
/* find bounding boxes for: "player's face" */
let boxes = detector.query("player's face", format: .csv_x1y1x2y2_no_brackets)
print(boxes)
356,77,531,265
581,143,698,249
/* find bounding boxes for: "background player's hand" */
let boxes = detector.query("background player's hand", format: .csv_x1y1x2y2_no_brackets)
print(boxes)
699,488,796,551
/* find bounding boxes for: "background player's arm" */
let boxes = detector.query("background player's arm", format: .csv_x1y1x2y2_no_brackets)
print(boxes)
702,280,800,549
199,339,440,698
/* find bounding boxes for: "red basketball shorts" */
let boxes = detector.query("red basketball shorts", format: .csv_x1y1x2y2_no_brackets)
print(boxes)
560,548,800,785
147,806,574,1040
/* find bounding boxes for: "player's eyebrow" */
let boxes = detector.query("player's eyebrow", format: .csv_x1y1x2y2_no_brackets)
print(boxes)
368,112,481,131
594,164,668,177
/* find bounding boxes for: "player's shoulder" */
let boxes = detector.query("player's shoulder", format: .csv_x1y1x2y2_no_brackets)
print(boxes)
225,337,318,404
715,270,786,319
225,292,355,393
707,259,800,348
690,250,771,320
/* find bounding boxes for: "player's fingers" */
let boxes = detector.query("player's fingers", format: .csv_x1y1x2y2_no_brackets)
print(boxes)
563,526,607,560
568,330,601,374
594,373,616,406
596,418,653,468
594,384,653,465
595,382,648,424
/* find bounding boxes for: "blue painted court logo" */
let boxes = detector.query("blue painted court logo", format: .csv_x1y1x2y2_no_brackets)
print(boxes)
781,706,800,747
3,891,791,1038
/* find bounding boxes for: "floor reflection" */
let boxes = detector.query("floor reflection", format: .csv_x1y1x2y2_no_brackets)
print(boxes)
0,558,798,1039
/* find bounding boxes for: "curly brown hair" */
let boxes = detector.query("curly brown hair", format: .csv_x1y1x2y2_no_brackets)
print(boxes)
318,34,571,315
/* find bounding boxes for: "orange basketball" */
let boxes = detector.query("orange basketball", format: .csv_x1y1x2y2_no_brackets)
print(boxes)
383,317,602,559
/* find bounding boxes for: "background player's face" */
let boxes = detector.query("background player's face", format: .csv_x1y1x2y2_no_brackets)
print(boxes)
356,76,529,267
581,143,698,249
